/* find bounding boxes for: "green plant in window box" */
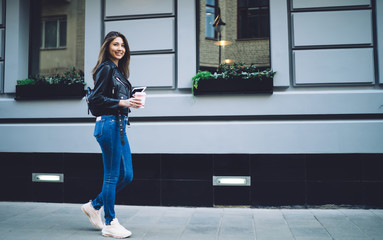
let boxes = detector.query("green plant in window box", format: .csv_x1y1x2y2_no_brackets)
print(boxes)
192,70,214,95
16,78,37,86
192,63,276,95
15,67,86,100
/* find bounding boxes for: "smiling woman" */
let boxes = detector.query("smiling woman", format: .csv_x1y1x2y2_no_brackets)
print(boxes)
108,37,126,66
82,31,143,239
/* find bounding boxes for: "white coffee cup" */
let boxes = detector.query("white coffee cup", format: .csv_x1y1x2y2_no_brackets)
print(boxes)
134,92,146,108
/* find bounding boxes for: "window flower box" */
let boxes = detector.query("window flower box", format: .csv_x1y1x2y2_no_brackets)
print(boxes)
192,63,275,96
15,84,85,100
193,77,273,95
15,68,86,100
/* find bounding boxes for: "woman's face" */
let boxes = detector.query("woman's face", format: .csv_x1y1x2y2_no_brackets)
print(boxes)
108,37,125,63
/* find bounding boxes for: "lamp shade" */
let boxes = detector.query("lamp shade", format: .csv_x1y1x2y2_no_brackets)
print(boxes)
213,10,225,33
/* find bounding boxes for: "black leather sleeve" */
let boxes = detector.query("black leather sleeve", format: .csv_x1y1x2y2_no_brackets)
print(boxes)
92,64,120,110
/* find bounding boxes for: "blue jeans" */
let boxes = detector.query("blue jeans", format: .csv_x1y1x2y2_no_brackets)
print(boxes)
91,115,133,225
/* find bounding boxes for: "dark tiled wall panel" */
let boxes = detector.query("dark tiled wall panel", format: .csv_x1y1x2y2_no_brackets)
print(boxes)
0,153,382,208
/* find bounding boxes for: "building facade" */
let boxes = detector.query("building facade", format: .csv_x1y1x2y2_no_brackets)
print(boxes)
0,0,383,207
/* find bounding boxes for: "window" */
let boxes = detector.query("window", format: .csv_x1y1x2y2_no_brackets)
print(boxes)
238,0,270,39
29,0,84,76
198,0,271,71
205,0,218,39
41,17,67,49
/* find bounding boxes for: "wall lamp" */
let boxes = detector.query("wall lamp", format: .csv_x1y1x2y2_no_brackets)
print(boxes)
32,173,64,183
213,176,251,186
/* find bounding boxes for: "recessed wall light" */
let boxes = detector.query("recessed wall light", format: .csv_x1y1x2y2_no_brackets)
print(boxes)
32,173,64,183
213,176,251,186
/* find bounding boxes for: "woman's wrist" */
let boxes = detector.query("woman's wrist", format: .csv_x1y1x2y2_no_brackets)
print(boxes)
119,98,141,109
118,99,127,107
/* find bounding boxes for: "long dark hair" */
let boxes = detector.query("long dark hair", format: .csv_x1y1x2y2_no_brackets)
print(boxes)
92,31,131,81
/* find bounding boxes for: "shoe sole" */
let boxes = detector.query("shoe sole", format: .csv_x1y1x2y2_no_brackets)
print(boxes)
102,232,131,238
81,205,103,230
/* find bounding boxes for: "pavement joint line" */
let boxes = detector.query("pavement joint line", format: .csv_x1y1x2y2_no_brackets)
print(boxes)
281,209,297,240
336,209,371,239
215,209,224,240
176,208,194,240
312,212,335,240
370,209,383,221
252,211,257,240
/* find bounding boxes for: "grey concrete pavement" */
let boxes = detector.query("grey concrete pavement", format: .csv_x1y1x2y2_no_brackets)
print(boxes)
0,202,383,240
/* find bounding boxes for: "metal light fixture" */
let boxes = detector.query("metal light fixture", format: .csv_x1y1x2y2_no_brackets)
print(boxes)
214,40,232,46
213,13,225,33
32,173,64,183
213,176,251,186
213,8,226,65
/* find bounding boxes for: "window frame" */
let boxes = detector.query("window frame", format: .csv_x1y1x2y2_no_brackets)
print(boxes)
237,0,270,40
40,16,67,50
205,0,219,40
0,0,5,93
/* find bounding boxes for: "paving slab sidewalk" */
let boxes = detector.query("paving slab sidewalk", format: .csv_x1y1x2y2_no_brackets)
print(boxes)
0,202,382,240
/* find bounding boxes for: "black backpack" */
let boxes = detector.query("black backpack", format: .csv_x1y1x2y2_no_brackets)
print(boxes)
85,87,97,116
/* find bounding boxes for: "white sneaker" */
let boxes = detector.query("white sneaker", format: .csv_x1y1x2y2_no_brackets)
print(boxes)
102,218,132,238
81,201,104,230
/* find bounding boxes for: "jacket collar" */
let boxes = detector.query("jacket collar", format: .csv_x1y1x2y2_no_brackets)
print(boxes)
103,59,118,69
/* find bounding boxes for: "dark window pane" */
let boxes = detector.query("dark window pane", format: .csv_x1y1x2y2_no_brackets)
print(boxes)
259,0,269,6
238,9,247,38
45,20,57,48
238,0,247,8
249,15,258,38
261,14,269,37
247,0,258,8
244,0,268,8
238,0,269,39
59,20,66,47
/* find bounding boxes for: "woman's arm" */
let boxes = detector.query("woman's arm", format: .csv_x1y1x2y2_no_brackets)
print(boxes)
92,64,120,109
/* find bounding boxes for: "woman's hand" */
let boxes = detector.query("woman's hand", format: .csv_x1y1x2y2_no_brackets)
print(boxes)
118,97,142,109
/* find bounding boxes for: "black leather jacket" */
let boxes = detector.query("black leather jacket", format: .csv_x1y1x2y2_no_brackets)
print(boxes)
92,60,132,116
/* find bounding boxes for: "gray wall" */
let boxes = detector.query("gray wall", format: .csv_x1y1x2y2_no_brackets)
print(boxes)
1,0,383,154
3,0,29,93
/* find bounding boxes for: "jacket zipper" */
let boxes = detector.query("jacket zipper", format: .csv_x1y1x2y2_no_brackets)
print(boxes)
114,75,131,98
115,75,129,88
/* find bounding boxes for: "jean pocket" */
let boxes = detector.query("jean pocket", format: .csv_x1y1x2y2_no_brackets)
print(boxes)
93,120,105,138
